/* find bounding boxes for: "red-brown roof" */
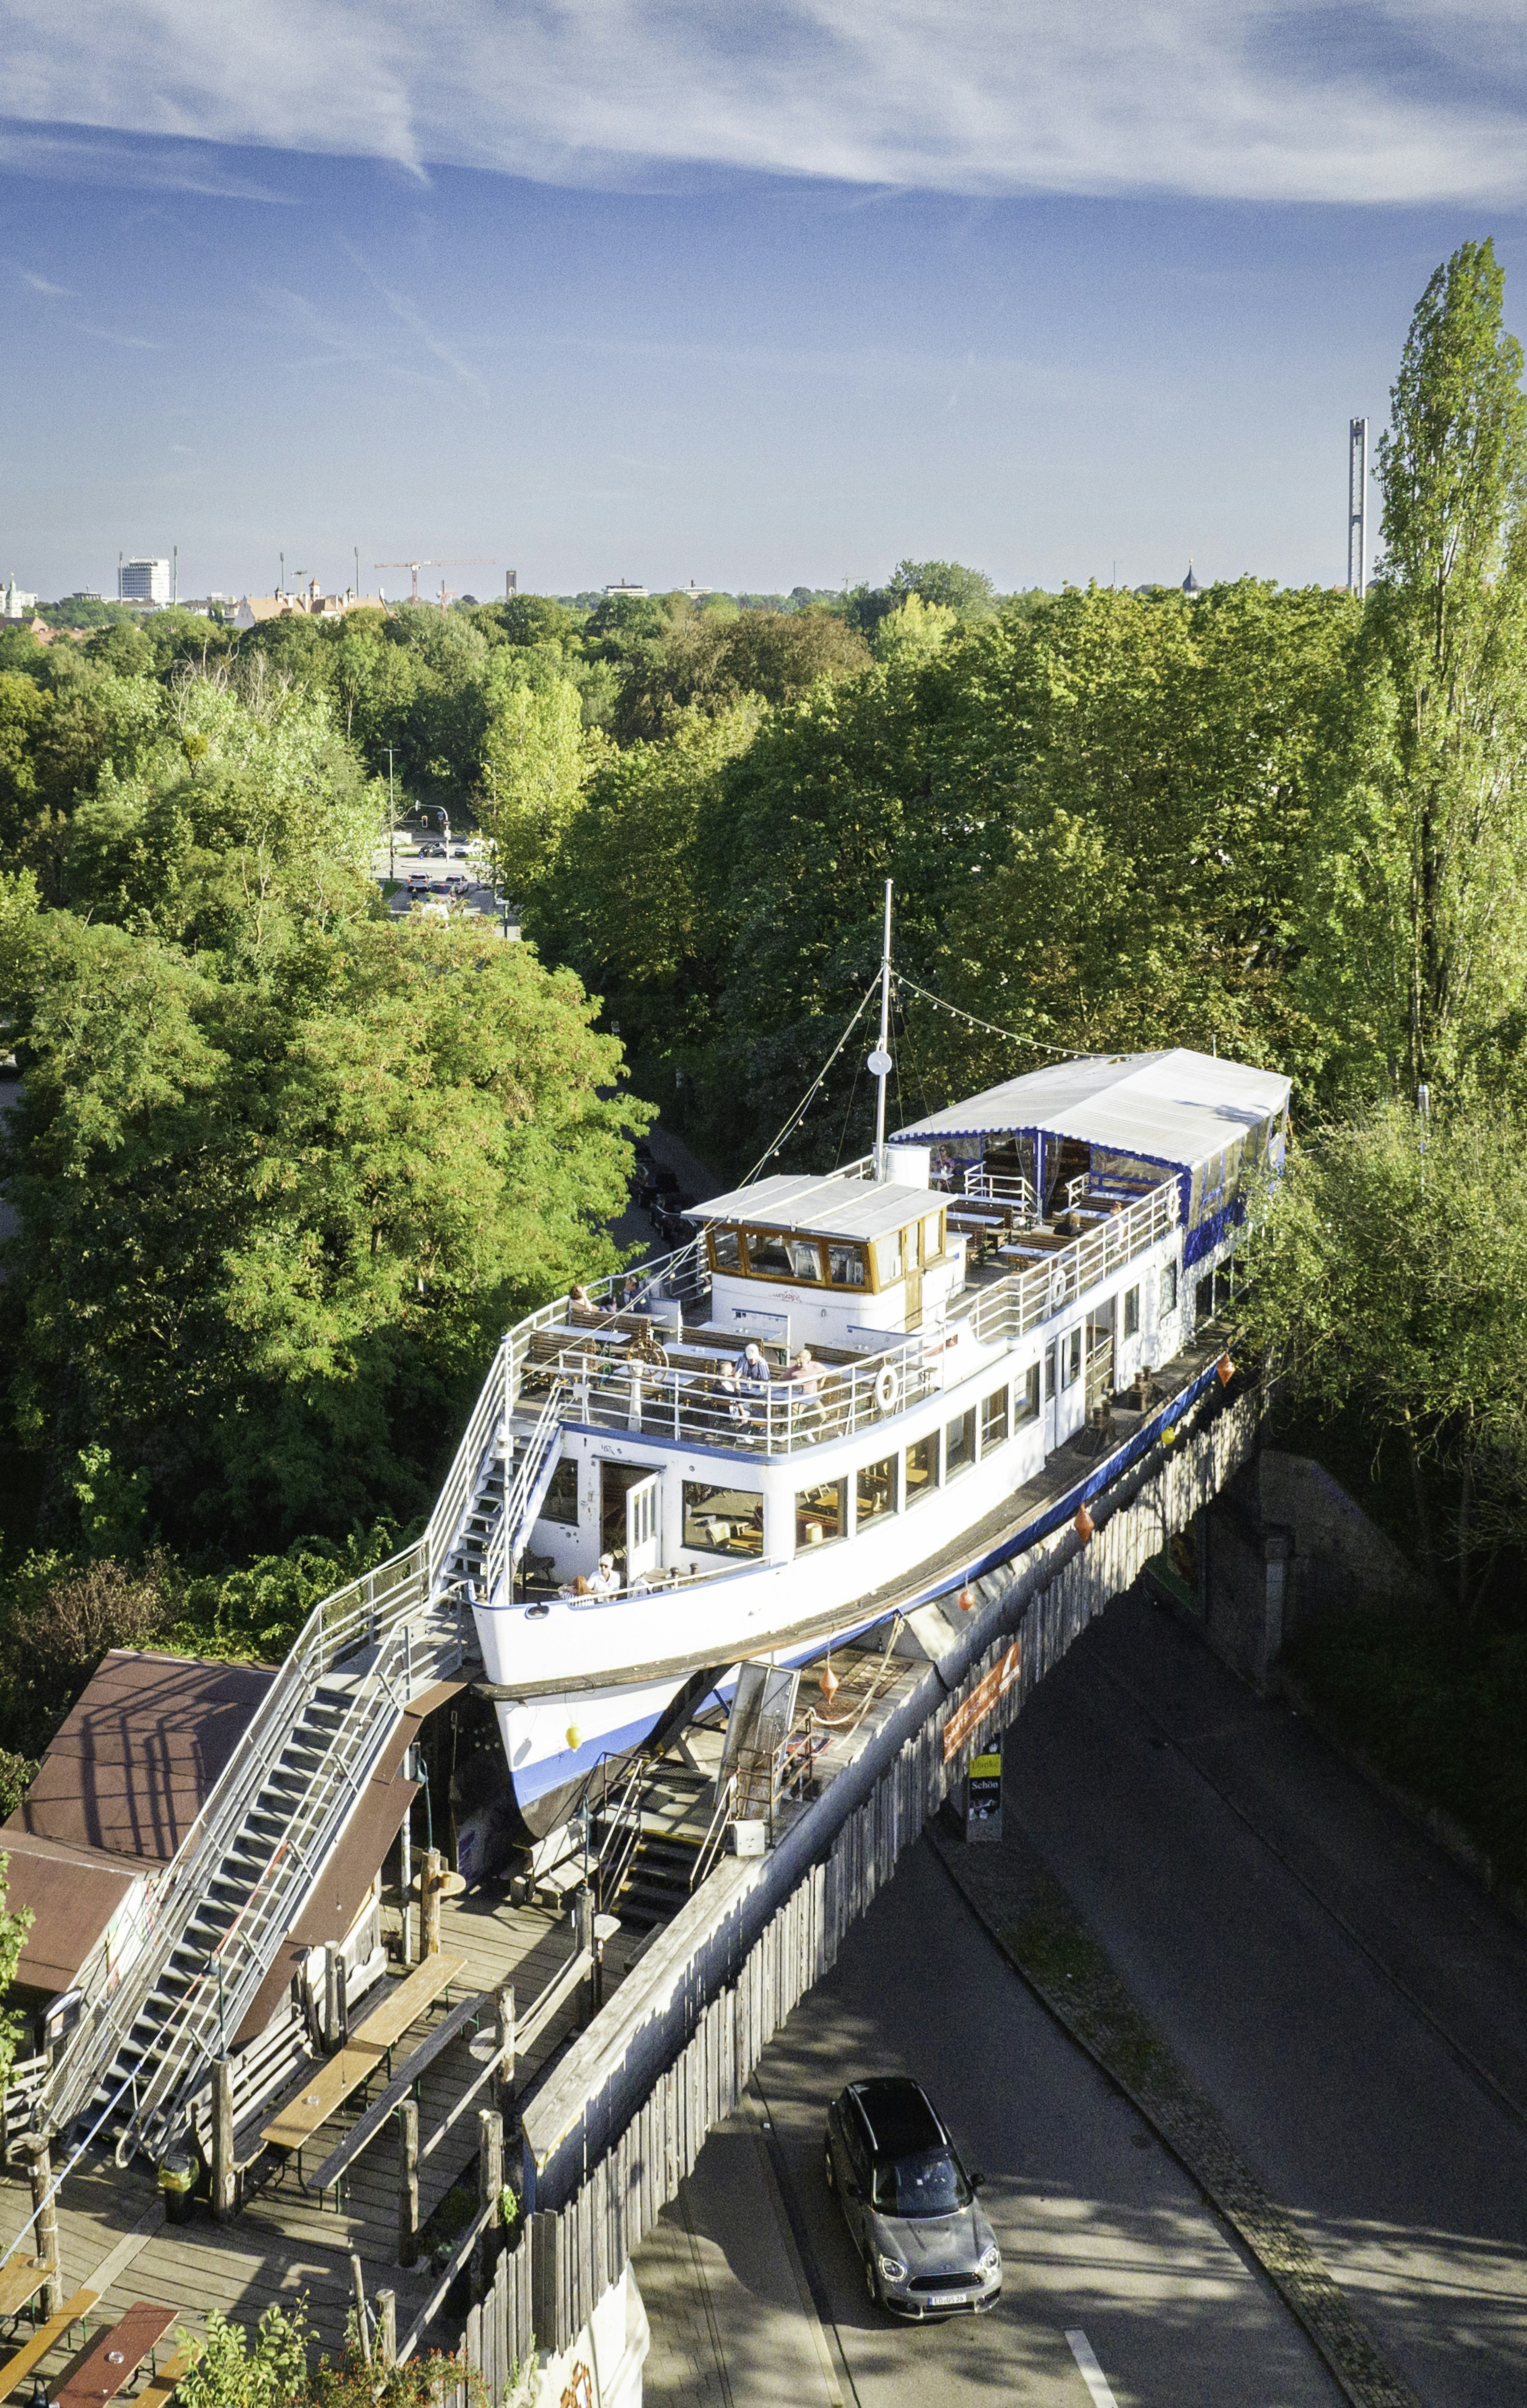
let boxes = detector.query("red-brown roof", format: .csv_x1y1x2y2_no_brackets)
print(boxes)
6,1650,274,1864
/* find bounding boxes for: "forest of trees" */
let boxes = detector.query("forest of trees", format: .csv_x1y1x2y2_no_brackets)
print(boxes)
3,244,1527,1868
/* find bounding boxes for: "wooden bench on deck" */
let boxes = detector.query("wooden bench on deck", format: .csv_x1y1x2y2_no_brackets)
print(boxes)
0,2259,49,2331
261,1952,466,2169
0,2288,97,2400
52,2303,178,2408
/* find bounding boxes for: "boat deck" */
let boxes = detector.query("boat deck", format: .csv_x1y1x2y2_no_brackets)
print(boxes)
0,1881,658,2375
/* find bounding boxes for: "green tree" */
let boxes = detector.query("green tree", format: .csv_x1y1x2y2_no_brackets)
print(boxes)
1354,238,1527,1091
1238,1100,1527,1616
478,676,597,897
0,1859,33,2093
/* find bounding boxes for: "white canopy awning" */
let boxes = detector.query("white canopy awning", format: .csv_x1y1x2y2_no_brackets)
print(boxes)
683,1170,936,1244
890,1047,1289,1173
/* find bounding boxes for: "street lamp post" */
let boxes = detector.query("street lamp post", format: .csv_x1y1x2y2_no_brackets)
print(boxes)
387,746,397,879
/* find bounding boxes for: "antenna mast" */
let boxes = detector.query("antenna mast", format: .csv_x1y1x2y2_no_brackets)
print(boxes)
1348,417,1368,598
870,878,894,1181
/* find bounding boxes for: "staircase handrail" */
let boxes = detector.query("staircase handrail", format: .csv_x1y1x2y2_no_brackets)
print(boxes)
488,1378,569,1604
596,1756,650,1914
689,1772,738,1892
39,1541,458,2138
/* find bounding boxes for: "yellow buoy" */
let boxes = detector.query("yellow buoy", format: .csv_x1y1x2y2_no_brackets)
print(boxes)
565,1724,583,1751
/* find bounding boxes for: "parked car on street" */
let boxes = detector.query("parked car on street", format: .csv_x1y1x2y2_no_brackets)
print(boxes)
825,2078,1000,2318
407,869,431,888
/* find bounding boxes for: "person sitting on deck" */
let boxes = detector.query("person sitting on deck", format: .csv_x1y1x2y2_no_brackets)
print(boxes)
713,1357,753,1432
736,1341,772,1393
587,1554,621,1596
783,1346,826,1431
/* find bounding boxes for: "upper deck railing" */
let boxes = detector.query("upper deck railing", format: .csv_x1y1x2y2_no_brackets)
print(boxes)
509,1174,1179,1460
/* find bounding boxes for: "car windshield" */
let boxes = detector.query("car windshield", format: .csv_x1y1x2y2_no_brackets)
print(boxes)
871,2146,970,2218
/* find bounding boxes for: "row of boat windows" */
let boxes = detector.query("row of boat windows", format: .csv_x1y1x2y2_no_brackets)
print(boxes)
708,1211,947,1291
798,1366,1039,1547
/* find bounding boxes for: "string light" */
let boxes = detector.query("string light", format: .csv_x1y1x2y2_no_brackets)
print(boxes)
890,971,1103,1062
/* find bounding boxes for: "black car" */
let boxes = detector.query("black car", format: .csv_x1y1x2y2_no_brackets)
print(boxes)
825,2078,1000,2317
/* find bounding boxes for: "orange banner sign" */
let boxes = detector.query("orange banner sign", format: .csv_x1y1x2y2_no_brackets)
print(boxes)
942,1639,1022,1762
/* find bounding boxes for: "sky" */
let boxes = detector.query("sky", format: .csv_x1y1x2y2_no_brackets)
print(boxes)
5,2,1527,602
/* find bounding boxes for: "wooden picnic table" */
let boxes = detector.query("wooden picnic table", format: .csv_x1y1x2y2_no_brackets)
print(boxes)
0,2260,48,2325
260,1952,466,2157
52,2303,176,2408
0,2288,97,2400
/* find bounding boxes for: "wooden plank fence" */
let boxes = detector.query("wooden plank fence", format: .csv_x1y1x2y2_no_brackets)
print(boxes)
425,1383,1261,2402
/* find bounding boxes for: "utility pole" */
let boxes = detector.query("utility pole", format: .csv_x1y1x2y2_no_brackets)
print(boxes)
387,746,397,878
172,544,178,606
1348,417,1368,598
279,548,285,599
354,544,360,599
870,878,894,1182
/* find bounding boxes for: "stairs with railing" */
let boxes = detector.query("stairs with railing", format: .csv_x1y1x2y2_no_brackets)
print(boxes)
35,1336,568,2167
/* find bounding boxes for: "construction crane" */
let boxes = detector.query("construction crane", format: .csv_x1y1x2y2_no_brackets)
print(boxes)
374,558,493,606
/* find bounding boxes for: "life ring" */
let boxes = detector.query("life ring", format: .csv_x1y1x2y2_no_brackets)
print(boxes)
874,1363,899,1413
1049,1266,1068,1308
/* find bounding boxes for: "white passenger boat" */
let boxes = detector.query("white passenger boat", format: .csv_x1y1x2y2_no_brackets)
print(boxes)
461,1043,1290,1835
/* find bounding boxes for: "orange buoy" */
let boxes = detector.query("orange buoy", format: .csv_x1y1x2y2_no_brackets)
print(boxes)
818,1663,841,1705
1074,1502,1095,1541
957,1585,976,1613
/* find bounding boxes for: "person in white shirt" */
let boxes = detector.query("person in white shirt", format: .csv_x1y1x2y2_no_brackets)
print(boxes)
587,1553,621,1596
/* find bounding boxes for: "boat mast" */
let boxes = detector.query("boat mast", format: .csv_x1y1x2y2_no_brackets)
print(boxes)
871,878,894,1181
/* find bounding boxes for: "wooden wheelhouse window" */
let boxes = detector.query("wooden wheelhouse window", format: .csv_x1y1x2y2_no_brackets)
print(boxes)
921,1211,945,1266
827,1242,868,1289
709,1225,741,1272
744,1230,824,1283
873,1229,905,1286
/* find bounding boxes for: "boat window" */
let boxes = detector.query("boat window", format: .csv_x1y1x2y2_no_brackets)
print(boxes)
904,1433,938,1502
796,1479,847,1549
857,1455,896,1528
1014,1364,1040,1425
1160,1261,1179,1322
981,1388,1009,1451
542,1455,579,1526
745,1229,795,1278
921,1211,944,1267
709,1225,741,1272
945,1407,977,1478
828,1242,868,1288
683,1482,763,1559
874,1228,905,1287
1043,1345,1055,1402
786,1237,825,1282
1060,1327,1082,1389
1123,1284,1140,1338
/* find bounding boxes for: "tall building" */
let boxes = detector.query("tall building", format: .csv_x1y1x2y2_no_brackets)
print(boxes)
2,577,38,620
119,557,170,606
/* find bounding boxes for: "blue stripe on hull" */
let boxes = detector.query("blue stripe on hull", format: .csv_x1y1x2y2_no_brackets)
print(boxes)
503,1360,1224,1814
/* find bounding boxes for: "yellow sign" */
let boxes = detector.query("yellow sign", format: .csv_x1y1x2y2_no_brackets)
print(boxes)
970,1753,1001,1778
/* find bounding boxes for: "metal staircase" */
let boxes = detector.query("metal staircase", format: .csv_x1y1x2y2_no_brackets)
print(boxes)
35,1335,560,2167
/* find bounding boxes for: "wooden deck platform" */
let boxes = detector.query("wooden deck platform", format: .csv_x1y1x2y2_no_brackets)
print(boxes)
0,1878,643,2377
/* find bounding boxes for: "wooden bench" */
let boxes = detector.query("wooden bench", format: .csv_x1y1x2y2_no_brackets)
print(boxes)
0,2261,48,2327
52,2303,177,2408
135,2347,195,2408
0,2288,97,2400
260,1953,466,2159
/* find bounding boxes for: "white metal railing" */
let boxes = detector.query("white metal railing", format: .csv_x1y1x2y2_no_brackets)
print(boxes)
962,1168,1037,1213
508,1175,1179,1460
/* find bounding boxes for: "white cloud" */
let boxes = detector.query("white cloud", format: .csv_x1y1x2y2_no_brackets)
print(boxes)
1,1,1526,204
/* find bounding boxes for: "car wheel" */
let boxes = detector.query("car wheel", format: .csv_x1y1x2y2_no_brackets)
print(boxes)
823,2140,835,2193
863,2254,880,2311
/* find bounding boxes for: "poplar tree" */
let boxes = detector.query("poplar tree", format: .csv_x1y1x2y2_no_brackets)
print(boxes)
1372,238,1527,1089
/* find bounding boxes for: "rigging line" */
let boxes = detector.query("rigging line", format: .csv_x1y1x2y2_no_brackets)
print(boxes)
890,971,1104,1062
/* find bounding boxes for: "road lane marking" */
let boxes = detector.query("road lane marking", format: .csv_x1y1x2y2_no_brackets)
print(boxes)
1065,2329,1121,2408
